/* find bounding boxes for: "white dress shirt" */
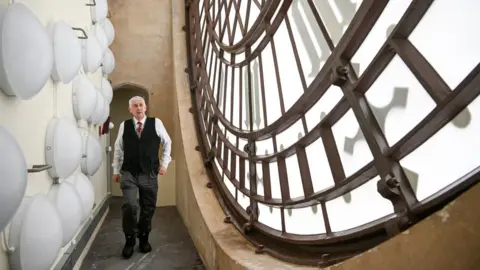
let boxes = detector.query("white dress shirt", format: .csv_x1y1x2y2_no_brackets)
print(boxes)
112,116,172,174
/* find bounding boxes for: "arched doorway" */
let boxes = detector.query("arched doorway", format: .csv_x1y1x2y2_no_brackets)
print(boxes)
109,82,150,197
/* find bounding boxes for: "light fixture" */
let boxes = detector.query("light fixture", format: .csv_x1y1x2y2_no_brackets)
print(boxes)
48,181,83,247
47,21,82,84
0,126,28,232
109,122,115,129
72,75,97,121
8,194,63,270
0,3,54,100
65,173,95,222
80,131,102,177
88,91,106,125
100,77,113,104
91,24,108,54
45,118,83,179
82,35,103,73
101,18,115,46
90,0,108,24
101,48,115,75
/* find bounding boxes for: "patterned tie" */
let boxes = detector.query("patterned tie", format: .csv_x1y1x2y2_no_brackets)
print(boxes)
137,121,143,135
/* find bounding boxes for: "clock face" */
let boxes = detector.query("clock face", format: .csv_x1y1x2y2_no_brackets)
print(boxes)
187,0,480,265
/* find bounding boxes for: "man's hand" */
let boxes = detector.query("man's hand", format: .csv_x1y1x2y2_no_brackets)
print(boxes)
159,167,167,175
112,174,120,183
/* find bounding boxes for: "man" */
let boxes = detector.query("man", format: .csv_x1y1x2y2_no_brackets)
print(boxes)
112,96,172,259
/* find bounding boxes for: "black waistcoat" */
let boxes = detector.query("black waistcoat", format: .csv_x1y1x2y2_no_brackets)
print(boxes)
121,117,160,175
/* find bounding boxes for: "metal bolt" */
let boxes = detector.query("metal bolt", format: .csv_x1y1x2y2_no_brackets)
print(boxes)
337,66,348,74
242,222,252,233
385,173,400,188
254,245,265,254
223,216,231,223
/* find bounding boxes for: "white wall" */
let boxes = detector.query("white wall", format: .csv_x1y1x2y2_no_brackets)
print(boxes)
201,0,480,234
0,0,109,269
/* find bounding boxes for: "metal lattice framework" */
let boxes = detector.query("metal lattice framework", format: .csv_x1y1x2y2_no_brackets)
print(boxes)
184,0,480,266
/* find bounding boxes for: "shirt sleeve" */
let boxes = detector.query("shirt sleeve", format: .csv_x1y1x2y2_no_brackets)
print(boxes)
155,118,172,168
112,121,125,174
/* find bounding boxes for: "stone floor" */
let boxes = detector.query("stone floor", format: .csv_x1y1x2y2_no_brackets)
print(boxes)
80,197,205,270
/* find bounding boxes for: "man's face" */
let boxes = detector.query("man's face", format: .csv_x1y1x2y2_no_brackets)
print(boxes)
129,99,147,118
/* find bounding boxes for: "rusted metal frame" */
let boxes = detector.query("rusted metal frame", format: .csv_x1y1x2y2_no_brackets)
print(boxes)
320,202,332,235
283,15,314,197
306,0,334,50
202,153,386,267
245,46,260,226
252,0,262,9
322,127,346,186
232,0,246,36
390,39,450,103
215,53,224,107
221,60,229,114
243,0,252,35
201,0,291,67
222,138,230,173
209,98,378,207
194,0,385,141
213,0,293,67
211,53,220,105
186,0,480,266
283,14,309,135
201,18,209,56
284,15,308,92
229,53,236,121
338,61,418,227
257,54,269,126
198,56,393,209
208,159,394,265
203,0,280,53
197,26,406,209
330,0,438,228
280,207,286,233
219,0,234,41
190,8,202,96
238,65,244,128
229,0,239,45
269,39,286,114
212,0,225,31
205,136,393,252
262,161,272,200
248,95,344,163
237,65,246,189
228,0,435,179
185,3,216,183
252,212,394,247
389,63,480,161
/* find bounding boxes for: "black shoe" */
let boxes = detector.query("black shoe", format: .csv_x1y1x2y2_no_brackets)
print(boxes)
138,233,152,253
122,234,136,259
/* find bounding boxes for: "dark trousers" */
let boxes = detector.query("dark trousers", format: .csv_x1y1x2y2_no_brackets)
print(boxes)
120,171,158,236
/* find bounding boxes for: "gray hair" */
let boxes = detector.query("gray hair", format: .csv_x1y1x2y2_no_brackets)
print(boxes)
128,96,146,107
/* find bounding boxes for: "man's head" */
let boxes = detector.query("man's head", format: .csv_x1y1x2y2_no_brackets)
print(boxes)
128,96,147,119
